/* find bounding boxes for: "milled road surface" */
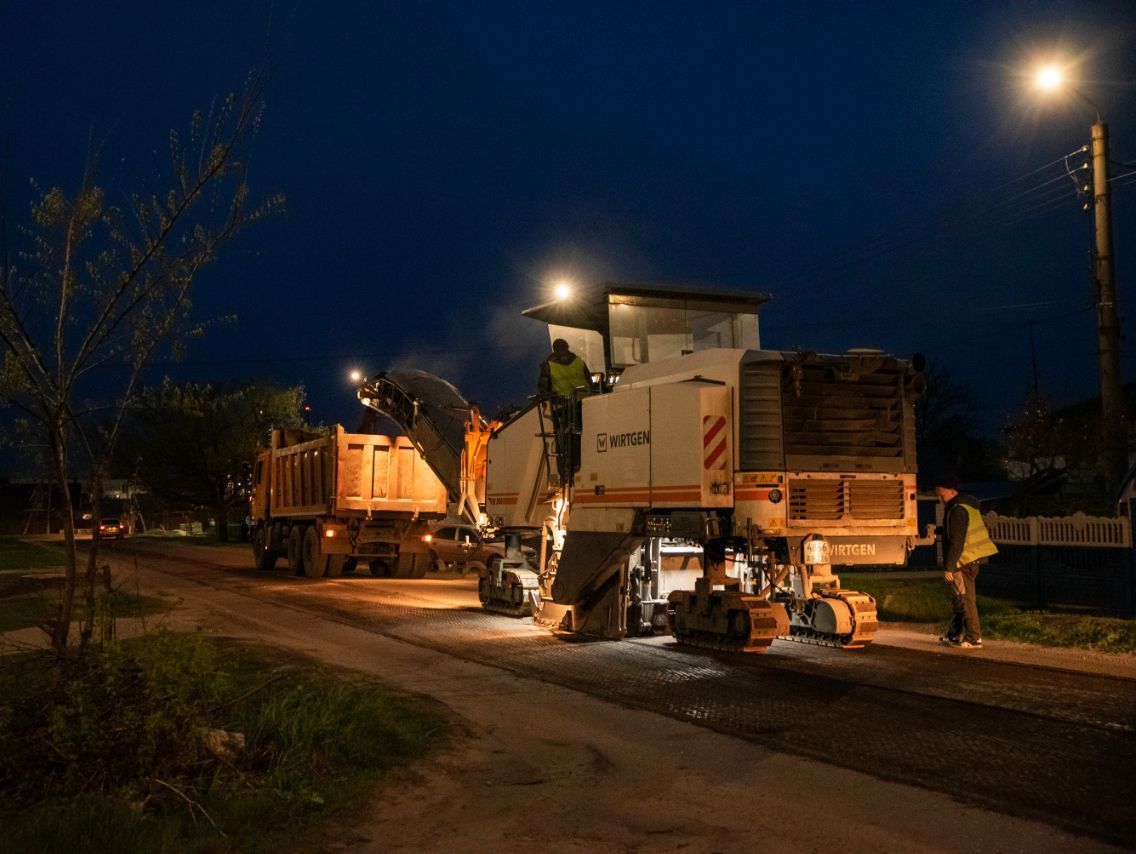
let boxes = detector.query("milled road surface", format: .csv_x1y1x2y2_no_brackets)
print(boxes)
94,539,1136,851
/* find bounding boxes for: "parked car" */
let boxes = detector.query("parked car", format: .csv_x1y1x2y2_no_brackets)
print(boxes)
422,523,499,572
98,517,126,539
421,522,537,573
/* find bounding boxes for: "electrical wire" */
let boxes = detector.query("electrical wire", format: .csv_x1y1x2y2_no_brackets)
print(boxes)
767,148,1091,297
793,154,1078,265
781,296,1082,332
920,304,1095,354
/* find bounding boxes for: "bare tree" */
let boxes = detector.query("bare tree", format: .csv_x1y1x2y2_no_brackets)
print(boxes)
914,362,1003,484
0,70,283,653
1002,390,1065,480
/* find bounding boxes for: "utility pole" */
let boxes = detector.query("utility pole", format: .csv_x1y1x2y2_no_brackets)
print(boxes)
1090,119,1125,490
1033,67,1127,492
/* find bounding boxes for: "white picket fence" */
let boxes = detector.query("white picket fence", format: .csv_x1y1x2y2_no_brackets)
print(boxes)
984,512,1131,549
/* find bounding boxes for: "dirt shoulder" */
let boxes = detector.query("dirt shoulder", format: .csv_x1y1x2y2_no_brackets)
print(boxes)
875,621,1136,680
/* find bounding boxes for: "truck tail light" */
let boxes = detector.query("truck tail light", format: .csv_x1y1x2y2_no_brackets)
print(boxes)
422,533,433,543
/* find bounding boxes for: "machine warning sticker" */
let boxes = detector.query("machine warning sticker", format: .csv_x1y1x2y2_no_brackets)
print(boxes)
597,431,650,452
702,415,728,470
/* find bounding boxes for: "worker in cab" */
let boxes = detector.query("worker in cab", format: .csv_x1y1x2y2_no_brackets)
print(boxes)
538,338,596,401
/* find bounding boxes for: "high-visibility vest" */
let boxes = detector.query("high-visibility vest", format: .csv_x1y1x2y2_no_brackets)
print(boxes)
549,356,589,400
955,504,998,565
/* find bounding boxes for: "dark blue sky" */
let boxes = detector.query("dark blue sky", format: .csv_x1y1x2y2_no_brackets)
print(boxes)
3,1,1135,430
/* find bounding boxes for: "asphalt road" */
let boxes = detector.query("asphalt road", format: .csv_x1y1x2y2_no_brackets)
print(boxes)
110,538,1136,848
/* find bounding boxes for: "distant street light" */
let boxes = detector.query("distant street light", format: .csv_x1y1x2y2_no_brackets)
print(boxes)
554,280,573,301
1034,63,1124,488
349,369,363,383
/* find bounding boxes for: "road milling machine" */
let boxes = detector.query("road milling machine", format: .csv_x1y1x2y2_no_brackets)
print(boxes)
358,283,924,651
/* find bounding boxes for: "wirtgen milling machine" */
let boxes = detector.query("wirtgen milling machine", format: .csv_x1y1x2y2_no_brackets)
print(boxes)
359,283,923,652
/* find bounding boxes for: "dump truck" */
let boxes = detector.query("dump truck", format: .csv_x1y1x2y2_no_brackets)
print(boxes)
249,425,448,578
357,282,924,651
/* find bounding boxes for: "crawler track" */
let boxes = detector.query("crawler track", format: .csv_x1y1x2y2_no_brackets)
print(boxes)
784,625,868,649
670,630,774,654
479,599,535,618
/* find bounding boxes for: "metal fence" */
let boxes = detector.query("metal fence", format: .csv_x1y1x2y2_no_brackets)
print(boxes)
981,512,1135,618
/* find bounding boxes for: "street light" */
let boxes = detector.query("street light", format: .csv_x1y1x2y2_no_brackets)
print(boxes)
1034,64,1124,488
554,280,573,301
1035,65,1063,93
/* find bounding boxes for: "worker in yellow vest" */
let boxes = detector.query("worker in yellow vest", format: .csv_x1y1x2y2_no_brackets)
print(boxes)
538,339,596,482
934,474,998,649
538,338,595,401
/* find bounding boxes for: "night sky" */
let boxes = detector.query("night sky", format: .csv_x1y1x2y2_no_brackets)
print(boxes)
3,1,1135,434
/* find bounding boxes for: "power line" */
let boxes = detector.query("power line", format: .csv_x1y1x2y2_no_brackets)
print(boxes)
767,149,1089,298
780,296,1083,333
782,155,1078,280
921,304,1095,354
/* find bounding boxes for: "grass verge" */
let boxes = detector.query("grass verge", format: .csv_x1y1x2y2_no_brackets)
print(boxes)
0,632,449,853
0,536,66,569
0,575,168,634
843,573,1136,654
0,535,172,633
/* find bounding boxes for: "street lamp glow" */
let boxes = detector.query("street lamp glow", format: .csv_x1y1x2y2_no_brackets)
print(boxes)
1036,65,1063,92
554,280,572,300
349,369,363,382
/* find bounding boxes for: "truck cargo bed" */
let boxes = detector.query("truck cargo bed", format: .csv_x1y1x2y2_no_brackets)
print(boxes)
269,426,446,518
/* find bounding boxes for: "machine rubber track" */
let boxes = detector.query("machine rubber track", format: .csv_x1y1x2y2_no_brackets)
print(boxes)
478,564,541,618
667,591,790,654
670,627,772,654
782,625,863,649
780,590,878,650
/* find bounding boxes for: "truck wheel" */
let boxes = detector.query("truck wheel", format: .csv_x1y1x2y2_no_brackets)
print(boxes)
392,552,416,579
287,527,306,575
302,526,330,578
252,528,277,572
369,559,392,578
412,556,428,579
343,557,358,574
431,551,448,574
325,555,346,578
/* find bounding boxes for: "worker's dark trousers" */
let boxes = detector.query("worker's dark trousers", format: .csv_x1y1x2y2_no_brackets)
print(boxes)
548,398,581,482
947,562,982,642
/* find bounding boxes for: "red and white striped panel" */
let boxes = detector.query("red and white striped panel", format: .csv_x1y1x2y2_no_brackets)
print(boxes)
702,415,728,471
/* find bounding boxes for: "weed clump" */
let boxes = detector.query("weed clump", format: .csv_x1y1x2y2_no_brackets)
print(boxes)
0,631,447,851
